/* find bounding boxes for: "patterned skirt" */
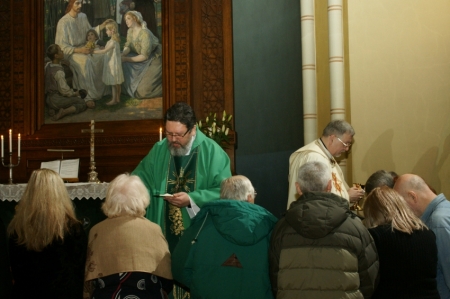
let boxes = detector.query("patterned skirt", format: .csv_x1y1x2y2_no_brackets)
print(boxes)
92,272,173,299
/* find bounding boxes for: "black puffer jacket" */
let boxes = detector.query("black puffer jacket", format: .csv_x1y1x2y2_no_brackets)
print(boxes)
269,192,379,299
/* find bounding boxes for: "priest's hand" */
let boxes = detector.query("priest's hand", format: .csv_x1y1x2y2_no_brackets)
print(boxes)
165,192,191,208
348,186,365,203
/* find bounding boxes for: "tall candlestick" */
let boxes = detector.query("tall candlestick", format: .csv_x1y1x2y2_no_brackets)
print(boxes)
81,120,103,183
1,131,20,184
159,127,162,141
9,129,12,152
18,134,21,157
90,120,94,162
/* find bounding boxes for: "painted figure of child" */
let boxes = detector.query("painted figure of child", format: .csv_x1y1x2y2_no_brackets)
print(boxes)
85,29,106,50
45,44,95,121
93,20,124,105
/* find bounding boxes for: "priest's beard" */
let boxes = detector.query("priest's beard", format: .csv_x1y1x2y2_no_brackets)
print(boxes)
168,135,195,156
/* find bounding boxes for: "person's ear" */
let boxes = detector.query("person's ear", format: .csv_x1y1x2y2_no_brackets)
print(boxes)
295,182,303,197
247,194,254,203
326,179,332,192
408,191,418,204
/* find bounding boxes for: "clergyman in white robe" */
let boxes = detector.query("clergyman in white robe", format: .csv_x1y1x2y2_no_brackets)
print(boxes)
287,139,350,208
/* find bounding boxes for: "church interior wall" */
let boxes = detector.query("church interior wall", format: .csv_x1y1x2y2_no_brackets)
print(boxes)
347,0,450,196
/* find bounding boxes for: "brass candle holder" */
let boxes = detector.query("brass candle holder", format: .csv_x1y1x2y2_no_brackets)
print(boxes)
1,153,21,185
81,120,103,183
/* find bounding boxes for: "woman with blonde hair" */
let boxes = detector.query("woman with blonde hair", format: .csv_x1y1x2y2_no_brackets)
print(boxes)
84,173,172,299
8,169,87,298
364,186,439,299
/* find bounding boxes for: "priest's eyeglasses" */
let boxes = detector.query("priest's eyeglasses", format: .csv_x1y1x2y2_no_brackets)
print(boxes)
336,137,352,148
165,128,192,138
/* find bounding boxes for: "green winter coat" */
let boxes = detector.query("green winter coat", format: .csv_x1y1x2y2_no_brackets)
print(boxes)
132,129,231,231
269,191,379,299
172,200,278,299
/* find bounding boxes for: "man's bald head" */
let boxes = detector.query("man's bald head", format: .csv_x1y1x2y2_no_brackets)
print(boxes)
394,174,436,217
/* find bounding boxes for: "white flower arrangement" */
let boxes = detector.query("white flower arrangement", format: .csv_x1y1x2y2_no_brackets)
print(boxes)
197,110,233,148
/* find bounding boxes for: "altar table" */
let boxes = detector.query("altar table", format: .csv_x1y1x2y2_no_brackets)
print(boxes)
0,183,109,232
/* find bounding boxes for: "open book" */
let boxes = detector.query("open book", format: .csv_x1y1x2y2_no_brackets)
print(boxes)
40,159,80,182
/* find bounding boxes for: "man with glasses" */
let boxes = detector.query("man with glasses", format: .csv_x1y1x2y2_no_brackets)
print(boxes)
287,119,364,208
132,102,232,254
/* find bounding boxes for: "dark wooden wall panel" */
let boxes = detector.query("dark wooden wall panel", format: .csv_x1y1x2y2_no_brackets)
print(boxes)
0,0,12,132
0,0,235,184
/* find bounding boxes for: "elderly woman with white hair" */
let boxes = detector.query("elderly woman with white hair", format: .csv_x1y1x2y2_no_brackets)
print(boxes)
84,173,173,299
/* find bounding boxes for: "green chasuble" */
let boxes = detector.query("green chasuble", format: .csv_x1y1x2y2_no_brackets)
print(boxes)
165,150,198,252
132,130,232,246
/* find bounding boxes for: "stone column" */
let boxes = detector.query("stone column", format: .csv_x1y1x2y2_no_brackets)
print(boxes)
301,0,318,144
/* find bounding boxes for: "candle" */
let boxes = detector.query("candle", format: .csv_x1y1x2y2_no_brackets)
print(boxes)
1,135,3,158
91,120,94,131
18,133,21,157
9,129,12,152
159,127,162,141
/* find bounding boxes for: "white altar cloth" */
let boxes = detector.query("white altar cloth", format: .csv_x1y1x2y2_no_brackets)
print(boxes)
0,182,109,202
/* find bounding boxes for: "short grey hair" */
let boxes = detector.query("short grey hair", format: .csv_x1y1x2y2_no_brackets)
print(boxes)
365,170,398,194
220,175,255,201
102,173,150,217
296,161,331,193
322,119,355,137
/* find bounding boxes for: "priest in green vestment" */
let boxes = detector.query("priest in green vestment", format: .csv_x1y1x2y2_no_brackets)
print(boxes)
132,102,232,253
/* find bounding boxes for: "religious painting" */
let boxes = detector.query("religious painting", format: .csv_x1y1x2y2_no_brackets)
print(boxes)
43,0,163,124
